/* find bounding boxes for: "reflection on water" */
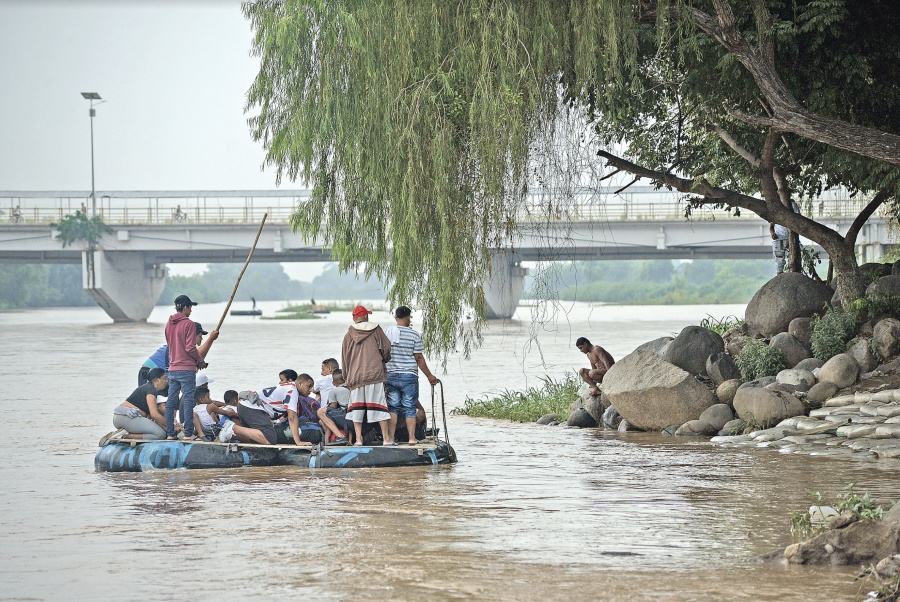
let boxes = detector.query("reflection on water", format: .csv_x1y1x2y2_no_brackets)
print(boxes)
0,303,894,600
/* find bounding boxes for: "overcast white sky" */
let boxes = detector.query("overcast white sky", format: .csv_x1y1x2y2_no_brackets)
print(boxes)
0,0,330,278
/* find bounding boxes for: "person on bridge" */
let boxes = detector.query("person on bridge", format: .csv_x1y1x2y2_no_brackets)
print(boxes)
164,294,218,441
576,337,615,397
769,221,789,274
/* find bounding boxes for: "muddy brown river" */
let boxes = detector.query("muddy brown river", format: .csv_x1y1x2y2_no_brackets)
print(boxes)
1,302,896,600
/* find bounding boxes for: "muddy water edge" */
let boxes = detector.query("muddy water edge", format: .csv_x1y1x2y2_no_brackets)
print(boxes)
1,302,896,601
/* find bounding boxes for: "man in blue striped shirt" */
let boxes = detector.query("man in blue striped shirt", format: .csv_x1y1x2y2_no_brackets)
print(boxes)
384,306,439,444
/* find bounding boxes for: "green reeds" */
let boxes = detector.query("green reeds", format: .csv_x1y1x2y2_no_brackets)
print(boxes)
452,373,580,422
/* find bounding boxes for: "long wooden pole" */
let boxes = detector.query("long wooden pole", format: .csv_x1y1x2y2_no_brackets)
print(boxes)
213,212,268,332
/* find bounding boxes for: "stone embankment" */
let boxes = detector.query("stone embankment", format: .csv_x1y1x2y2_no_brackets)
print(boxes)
549,264,900,462
711,388,900,460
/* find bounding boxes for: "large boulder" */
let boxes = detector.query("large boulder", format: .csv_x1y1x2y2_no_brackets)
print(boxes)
733,387,806,427
663,326,724,377
794,357,825,373
716,379,741,405
726,334,751,357
845,337,878,373
567,408,598,428
582,393,611,424
603,351,717,431
745,273,832,337
873,318,900,362
601,405,623,429
788,317,814,346
769,332,811,368
775,368,816,393
806,381,839,408
866,274,900,297
785,512,900,566
634,336,673,357
817,353,860,388
699,404,734,431
706,352,741,385
675,420,718,436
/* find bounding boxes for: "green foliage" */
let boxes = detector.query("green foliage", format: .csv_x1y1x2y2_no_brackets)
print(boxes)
552,259,773,304
849,294,900,325
734,338,786,381
242,0,900,358
0,264,93,309
790,484,886,541
699,315,745,336
51,211,112,249
810,307,858,360
451,373,580,423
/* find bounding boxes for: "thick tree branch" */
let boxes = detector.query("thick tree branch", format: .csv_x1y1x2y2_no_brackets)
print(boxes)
676,2,900,167
845,190,891,246
596,148,767,214
595,148,849,256
711,123,760,167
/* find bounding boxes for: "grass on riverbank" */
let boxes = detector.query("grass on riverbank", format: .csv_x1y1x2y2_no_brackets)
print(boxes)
262,302,362,320
451,373,581,422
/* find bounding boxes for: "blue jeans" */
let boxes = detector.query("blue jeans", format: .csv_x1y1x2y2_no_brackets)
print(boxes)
166,370,196,438
386,372,419,419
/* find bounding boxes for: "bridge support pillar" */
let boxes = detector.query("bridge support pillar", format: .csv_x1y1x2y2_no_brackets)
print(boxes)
483,251,528,319
83,250,167,322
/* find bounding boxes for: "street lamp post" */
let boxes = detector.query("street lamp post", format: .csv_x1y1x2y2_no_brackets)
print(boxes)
80,92,103,216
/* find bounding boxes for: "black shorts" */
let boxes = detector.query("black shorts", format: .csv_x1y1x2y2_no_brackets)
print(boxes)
237,404,277,445
326,407,348,432
275,419,323,445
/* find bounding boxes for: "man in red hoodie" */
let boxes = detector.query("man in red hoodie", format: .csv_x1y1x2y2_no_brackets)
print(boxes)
164,294,218,440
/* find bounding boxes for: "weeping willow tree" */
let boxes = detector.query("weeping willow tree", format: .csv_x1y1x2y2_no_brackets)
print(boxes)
244,0,900,358
243,1,634,358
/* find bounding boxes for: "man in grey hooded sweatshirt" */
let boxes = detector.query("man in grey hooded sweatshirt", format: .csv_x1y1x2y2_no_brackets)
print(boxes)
341,305,393,446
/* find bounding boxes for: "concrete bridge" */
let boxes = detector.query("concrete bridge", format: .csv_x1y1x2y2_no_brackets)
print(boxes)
0,189,893,321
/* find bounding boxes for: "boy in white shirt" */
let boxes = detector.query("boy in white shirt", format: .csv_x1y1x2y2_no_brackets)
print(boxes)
313,358,338,405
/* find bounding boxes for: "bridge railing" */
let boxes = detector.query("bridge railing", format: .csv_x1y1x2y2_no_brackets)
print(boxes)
0,189,880,225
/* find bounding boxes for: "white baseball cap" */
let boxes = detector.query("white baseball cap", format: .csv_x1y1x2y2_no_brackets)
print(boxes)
196,372,215,386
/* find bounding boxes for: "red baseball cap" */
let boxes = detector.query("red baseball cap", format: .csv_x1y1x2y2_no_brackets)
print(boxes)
352,305,372,318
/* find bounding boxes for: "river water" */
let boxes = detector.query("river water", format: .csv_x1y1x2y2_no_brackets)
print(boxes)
1,301,897,601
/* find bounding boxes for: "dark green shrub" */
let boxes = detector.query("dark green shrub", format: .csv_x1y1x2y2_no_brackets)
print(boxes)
734,338,786,381
810,307,858,360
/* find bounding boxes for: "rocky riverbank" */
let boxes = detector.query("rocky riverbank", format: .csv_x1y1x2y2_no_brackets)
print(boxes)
550,266,900,462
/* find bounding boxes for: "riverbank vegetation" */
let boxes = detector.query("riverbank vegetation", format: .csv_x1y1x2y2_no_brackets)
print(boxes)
790,484,887,541
548,259,777,305
451,374,579,422
263,302,362,320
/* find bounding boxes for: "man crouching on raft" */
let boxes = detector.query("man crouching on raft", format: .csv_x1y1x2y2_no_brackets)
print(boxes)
576,337,615,397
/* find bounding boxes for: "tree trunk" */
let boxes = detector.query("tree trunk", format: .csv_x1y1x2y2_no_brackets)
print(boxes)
827,242,864,305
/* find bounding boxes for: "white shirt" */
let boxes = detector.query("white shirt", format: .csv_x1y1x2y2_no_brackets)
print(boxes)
314,374,334,402
238,383,297,421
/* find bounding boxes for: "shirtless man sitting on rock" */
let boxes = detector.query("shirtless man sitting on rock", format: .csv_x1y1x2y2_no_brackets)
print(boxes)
576,337,615,397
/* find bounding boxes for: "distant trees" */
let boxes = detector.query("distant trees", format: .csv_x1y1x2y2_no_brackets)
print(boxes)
551,259,774,304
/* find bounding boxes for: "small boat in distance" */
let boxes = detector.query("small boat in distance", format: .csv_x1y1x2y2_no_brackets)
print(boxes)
230,309,263,316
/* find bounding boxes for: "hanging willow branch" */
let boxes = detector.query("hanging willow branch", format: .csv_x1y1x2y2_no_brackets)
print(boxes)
242,0,629,359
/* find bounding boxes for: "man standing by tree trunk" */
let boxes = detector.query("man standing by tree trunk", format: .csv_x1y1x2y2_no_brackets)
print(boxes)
341,305,393,446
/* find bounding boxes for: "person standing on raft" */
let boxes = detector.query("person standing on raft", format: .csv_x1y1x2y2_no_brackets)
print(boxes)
576,337,615,397
342,305,393,446
164,294,218,441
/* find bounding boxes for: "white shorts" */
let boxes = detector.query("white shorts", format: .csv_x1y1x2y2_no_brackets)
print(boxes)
346,382,390,423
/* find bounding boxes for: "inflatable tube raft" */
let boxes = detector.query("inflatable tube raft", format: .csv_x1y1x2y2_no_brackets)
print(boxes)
94,436,457,472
